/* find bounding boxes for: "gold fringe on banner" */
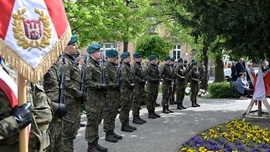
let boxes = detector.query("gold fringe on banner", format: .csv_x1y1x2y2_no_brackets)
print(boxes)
0,26,71,83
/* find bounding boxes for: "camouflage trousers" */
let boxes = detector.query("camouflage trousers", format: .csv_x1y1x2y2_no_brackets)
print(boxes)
62,95,81,152
103,89,120,132
132,84,144,116
176,82,186,104
190,82,199,103
119,87,133,123
85,91,105,143
161,81,171,106
47,115,63,152
146,82,159,111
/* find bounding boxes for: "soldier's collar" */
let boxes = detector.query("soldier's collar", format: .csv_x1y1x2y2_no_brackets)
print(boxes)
65,54,75,61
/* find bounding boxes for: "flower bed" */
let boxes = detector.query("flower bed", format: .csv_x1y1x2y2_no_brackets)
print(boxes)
180,120,270,152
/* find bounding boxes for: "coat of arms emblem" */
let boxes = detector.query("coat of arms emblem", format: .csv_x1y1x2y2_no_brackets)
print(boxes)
12,8,52,51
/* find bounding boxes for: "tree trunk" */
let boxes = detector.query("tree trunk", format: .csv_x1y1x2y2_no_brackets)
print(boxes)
123,41,128,52
202,43,209,89
214,49,225,82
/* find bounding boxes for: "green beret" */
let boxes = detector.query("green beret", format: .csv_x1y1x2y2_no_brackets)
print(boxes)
133,52,142,58
106,49,118,58
68,35,78,45
120,52,130,59
148,55,156,61
164,55,170,61
170,58,175,61
191,59,195,63
177,58,183,62
184,60,187,63
192,61,197,66
74,51,80,58
87,44,101,53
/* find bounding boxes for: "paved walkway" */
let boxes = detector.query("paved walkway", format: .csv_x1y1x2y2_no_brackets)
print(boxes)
74,96,267,152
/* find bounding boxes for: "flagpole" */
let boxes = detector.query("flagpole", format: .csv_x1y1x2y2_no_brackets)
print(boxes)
18,73,28,152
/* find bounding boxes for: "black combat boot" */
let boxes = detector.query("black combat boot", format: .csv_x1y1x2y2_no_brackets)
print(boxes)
155,102,160,107
195,101,201,107
148,109,157,119
132,115,144,124
180,103,187,109
191,101,197,107
167,105,174,113
94,139,108,152
162,106,169,114
127,121,137,130
105,130,118,143
169,98,174,105
138,115,147,123
153,108,161,118
121,122,133,132
88,141,99,152
177,104,182,110
113,131,123,140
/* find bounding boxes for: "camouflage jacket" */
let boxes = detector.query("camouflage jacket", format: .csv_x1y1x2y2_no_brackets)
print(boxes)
120,62,133,89
27,82,53,151
57,54,82,98
43,63,59,103
160,64,172,83
146,63,159,83
105,61,119,90
0,64,19,149
133,62,145,84
175,64,186,83
0,91,19,146
199,65,206,79
189,68,200,83
85,57,106,91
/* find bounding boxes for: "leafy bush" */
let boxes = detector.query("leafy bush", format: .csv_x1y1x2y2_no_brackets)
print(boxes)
208,82,233,98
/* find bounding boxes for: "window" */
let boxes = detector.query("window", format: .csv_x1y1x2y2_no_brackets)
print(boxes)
100,42,118,58
173,44,181,60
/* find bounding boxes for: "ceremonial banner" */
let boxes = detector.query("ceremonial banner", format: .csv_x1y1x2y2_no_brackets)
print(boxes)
0,65,18,108
253,65,266,101
0,0,71,82
264,71,270,96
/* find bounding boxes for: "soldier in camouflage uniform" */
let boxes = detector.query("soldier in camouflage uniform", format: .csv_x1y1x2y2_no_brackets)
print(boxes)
161,56,174,114
26,81,53,152
189,61,201,107
119,52,137,132
169,58,176,105
57,35,84,152
146,55,161,119
85,44,108,152
132,52,147,125
175,58,187,110
103,49,123,143
0,60,32,152
44,58,67,152
199,60,206,91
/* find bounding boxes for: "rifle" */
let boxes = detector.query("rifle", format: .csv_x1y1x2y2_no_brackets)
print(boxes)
101,56,107,93
131,64,135,88
116,61,122,85
59,54,66,104
80,57,87,100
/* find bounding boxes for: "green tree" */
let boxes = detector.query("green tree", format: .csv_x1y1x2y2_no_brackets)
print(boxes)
135,36,173,60
64,0,150,48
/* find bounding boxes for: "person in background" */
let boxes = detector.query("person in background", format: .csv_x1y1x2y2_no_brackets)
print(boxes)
231,61,237,81
235,72,251,99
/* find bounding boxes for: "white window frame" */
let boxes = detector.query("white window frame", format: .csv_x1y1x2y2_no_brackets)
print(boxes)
173,44,182,60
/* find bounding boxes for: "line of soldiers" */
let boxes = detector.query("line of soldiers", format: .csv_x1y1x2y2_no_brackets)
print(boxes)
0,35,206,152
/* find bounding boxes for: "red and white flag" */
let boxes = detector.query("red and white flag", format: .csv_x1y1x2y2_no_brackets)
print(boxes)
0,66,18,108
253,64,266,101
246,63,256,85
0,0,71,82
264,71,270,96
